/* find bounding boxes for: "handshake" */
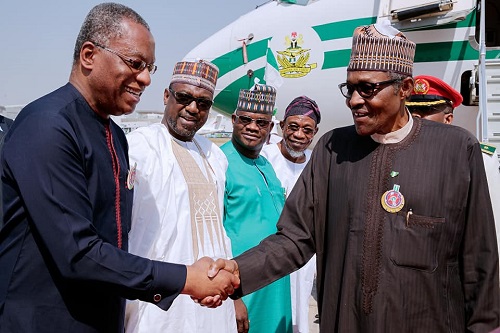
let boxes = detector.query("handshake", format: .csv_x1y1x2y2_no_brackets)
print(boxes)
182,257,240,308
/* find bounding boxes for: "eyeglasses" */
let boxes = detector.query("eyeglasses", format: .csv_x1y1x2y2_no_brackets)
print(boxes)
338,79,401,99
285,124,315,136
92,42,157,74
234,115,272,128
168,88,213,111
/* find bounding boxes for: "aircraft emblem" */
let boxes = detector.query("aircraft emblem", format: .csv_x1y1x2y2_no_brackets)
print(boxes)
276,32,317,78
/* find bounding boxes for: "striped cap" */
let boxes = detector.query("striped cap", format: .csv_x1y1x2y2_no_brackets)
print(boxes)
237,84,276,115
171,60,219,93
347,21,415,76
284,96,321,124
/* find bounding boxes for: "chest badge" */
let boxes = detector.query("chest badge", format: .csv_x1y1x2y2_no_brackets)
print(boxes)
126,162,137,190
381,184,405,213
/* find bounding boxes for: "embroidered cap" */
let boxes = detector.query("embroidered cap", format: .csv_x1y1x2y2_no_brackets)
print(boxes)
284,96,321,124
236,84,277,115
407,75,463,108
347,20,416,76
170,60,219,94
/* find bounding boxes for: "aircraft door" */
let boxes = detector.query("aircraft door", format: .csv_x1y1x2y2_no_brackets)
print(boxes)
475,0,500,47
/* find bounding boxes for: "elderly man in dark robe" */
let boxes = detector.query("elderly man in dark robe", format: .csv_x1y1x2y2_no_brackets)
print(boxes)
207,21,500,332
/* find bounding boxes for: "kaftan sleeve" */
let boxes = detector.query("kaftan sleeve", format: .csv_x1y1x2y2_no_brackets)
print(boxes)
233,131,331,297
461,140,500,331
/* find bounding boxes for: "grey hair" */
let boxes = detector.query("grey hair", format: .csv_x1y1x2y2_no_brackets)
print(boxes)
388,71,410,95
72,3,149,65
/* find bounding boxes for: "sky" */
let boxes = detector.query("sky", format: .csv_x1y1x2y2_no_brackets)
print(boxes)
0,0,267,111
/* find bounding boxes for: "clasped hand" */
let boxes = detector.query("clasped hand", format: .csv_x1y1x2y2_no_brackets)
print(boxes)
183,257,239,308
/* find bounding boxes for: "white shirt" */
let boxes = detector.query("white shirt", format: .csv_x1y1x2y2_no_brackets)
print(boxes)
125,123,236,333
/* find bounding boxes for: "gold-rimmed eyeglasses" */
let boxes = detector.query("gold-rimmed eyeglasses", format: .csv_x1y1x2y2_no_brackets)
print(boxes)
92,41,157,75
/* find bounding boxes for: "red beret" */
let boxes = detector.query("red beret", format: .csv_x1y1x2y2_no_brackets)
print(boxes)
407,75,463,108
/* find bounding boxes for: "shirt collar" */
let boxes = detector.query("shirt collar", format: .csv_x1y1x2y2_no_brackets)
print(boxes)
370,110,413,144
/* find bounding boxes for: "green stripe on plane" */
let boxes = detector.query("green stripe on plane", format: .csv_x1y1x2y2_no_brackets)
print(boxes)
415,41,477,62
322,49,351,70
322,41,500,70
212,38,270,78
417,41,500,62
213,68,266,114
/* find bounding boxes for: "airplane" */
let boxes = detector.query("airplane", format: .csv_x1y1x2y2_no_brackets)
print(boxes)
183,0,500,154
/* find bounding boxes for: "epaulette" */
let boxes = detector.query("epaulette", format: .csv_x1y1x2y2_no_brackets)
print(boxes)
480,142,496,156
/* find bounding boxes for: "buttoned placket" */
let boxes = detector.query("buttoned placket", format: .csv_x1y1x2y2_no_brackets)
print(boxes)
105,123,123,249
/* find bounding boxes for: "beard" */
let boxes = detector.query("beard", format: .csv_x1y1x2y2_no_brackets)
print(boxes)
167,116,199,140
283,139,305,158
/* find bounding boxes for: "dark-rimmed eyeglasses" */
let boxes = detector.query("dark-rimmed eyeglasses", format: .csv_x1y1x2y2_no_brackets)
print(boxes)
285,124,315,136
338,79,401,99
234,115,272,128
168,88,213,111
92,41,157,74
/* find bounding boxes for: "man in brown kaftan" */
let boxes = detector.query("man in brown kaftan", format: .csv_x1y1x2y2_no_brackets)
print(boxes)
207,21,500,332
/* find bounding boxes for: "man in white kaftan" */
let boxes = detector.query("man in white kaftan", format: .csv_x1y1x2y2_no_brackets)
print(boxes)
261,96,321,333
125,60,237,333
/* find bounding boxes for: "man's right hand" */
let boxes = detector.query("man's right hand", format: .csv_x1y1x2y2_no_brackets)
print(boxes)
208,258,239,279
190,258,240,307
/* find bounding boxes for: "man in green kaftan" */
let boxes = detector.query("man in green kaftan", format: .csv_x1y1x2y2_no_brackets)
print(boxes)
221,83,292,333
